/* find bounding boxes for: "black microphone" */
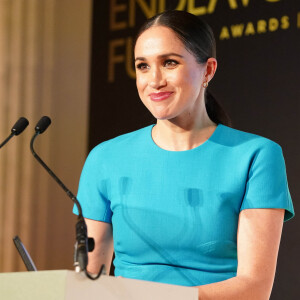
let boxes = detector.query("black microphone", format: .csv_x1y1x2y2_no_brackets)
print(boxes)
0,117,29,148
30,116,103,279
35,116,51,133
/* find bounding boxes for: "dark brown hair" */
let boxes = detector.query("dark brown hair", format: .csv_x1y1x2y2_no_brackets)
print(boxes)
135,10,232,127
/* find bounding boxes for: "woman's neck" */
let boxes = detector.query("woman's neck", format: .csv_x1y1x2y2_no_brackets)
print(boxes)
152,114,217,151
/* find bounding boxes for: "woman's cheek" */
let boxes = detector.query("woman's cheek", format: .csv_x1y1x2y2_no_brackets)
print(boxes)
136,75,147,95
136,77,148,106
168,69,184,86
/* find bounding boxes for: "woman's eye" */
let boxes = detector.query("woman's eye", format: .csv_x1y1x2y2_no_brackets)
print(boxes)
164,59,178,68
136,63,149,71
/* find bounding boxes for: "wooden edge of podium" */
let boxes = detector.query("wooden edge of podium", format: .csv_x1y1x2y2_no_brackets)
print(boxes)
0,270,198,300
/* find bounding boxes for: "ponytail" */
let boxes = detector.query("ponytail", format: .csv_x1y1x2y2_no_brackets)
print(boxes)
205,90,232,127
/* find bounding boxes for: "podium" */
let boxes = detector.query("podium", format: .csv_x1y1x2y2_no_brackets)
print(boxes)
0,270,198,299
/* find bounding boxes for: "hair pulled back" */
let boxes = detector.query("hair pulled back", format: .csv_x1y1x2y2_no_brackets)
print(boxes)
135,10,231,127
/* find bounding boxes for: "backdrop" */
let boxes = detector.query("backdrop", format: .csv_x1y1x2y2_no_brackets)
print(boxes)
0,0,91,273
89,1,299,298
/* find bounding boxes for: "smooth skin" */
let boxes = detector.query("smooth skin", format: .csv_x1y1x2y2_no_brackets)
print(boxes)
86,25,285,299
135,26,217,151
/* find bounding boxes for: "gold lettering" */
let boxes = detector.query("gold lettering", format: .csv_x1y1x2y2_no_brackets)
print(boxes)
176,0,187,11
228,0,250,9
265,0,281,2
158,0,187,13
126,37,136,79
129,0,156,28
186,0,217,15
281,16,289,30
231,24,244,37
298,12,300,28
207,0,217,14
269,17,279,32
257,19,267,33
108,39,125,83
158,0,166,13
241,0,250,6
228,0,238,9
244,22,255,35
219,26,230,40
187,0,206,16
110,0,127,31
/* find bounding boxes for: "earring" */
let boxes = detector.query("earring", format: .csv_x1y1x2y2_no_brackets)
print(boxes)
203,81,208,88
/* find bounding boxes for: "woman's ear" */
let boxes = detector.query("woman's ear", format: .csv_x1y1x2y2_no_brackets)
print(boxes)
205,58,217,83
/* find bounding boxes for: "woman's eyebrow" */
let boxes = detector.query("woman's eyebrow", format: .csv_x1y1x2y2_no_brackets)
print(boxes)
135,53,184,62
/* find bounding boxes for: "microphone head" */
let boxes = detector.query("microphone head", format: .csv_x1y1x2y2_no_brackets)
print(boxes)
35,116,51,134
11,117,29,136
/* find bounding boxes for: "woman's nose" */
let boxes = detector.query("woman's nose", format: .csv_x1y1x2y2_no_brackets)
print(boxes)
149,68,166,89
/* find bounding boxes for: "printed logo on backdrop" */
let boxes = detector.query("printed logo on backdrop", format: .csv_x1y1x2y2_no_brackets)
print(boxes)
107,0,300,83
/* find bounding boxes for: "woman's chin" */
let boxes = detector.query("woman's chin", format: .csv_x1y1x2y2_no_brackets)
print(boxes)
151,110,175,121
153,114,171,121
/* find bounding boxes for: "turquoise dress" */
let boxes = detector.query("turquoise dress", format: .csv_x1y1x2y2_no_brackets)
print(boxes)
74,124,294,286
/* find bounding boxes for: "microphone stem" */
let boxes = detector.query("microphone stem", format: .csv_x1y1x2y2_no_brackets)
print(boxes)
0,133,15,149
30,132,83,216
30,126,103,278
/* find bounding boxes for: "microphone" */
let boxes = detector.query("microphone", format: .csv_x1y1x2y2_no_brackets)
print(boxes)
0,117,29,148
30,116,103,280
35,116,51,133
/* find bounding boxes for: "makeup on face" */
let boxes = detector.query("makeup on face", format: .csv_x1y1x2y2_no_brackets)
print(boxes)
134,26,206,121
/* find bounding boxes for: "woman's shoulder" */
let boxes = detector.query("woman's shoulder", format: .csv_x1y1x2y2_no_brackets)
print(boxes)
216,124,283,152
89,125,153,156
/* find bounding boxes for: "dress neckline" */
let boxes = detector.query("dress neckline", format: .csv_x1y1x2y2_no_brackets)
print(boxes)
148,123,222,153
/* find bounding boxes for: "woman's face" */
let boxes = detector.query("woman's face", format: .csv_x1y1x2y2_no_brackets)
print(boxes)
134,26,207,121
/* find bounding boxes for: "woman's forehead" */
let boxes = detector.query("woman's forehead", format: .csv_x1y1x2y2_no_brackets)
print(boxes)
135,26,186,58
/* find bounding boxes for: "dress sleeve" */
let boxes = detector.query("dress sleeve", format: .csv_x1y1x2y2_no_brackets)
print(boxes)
240,141,294,222
73,144,112,223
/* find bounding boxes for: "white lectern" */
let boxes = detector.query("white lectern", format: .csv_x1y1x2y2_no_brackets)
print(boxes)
0,270,198,300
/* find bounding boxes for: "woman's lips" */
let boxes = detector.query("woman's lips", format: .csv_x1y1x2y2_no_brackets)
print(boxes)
149,92,173,101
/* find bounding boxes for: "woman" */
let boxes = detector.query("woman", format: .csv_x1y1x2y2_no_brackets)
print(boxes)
74,10,294,299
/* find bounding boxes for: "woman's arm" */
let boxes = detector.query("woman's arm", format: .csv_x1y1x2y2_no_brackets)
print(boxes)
85,218,114,274
197,208,285,300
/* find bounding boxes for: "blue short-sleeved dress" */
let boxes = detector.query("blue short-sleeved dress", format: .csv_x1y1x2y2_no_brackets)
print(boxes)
73,124,294,286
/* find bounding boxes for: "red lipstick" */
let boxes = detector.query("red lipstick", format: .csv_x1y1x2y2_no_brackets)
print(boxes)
149,92,173,102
